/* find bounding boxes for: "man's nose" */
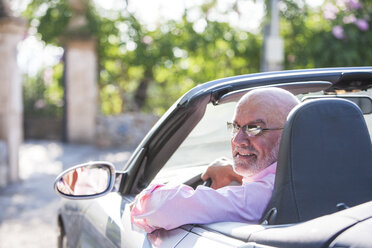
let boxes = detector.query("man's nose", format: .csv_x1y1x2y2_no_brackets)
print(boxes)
232,129,251,146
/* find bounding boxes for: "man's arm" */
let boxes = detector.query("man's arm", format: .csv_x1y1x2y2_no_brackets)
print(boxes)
130,177,274,233
201,157,243,189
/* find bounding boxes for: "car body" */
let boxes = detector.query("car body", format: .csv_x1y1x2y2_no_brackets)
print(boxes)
55,67,372,248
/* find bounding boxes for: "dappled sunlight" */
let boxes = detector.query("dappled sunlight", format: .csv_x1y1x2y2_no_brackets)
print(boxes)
0,196,60,247
3,1,371,247
19,141,64,179
2,140,133,247
19,141,133,179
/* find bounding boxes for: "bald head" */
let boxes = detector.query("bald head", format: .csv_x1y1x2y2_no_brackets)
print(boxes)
231,88,299,177
238,88,300,127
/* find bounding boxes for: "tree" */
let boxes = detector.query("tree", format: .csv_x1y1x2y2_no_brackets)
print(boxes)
23,0,262,115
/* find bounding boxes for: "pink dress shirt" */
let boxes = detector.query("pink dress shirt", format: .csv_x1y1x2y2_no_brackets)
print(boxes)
130,162,277,233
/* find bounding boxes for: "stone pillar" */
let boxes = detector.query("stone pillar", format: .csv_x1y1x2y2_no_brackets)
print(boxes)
0,141,8,187
0,17,26,185
65,38,97,143
262,0,284,72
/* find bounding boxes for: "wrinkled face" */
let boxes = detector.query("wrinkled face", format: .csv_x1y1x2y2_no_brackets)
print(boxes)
231,100,283,177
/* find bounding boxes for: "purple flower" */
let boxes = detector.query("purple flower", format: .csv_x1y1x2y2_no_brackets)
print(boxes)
347,0,362,10
332,25,345,39
336,0,347,8
355,19,369,31
343,14,356,24
323,3,339,20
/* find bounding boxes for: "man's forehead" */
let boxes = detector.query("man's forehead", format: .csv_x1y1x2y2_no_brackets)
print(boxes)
234,93,280,123
237,93,272,112
234,101,272,123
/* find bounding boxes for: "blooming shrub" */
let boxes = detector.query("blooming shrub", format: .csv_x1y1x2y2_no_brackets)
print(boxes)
322,0,370,40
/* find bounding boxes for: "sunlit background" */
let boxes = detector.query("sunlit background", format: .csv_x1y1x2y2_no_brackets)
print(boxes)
1,0,371,247
3,0,371,170
13,0,324,77
10,0,368,119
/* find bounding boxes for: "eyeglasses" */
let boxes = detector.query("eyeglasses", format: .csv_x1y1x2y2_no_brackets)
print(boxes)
227,122,283,137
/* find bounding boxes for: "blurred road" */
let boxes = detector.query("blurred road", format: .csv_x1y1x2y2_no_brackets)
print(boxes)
0,140,132,248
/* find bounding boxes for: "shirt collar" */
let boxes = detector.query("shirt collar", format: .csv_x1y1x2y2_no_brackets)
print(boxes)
243,162,277,183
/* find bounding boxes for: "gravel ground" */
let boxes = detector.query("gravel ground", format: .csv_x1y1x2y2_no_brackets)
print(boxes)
0,140,132,248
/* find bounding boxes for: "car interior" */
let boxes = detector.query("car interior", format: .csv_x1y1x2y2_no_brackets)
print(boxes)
196,96,372,247
128,69,372,197
155,86,372,189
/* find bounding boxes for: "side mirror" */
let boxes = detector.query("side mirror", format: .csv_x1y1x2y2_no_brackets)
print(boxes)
54,161,116,199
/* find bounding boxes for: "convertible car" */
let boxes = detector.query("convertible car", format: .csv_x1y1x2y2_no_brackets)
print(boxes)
54,67,372,248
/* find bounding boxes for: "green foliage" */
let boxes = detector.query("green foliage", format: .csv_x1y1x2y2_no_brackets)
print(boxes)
23,0,263,115
22,0,372,117
281,0,372,68
100,84,122,115
23,64,64,118
95,10,262,114
23,0,70,44
312,0,372,67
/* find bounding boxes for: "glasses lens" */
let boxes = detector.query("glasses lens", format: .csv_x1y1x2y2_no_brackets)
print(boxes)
227,122,237,133
245,125,262,136
227,123,263,136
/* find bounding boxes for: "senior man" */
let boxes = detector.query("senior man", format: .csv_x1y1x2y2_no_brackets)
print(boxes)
130,88,299,233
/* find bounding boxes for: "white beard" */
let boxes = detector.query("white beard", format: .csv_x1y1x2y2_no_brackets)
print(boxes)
234,138,280,177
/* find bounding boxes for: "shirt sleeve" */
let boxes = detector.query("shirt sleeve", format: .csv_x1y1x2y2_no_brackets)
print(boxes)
130,174,275,233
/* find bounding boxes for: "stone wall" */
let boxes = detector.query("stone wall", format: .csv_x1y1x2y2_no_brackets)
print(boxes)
95,113,159,149
23,117,63,140
22,113,159,149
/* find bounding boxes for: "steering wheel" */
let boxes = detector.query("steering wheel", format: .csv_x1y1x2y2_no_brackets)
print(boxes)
184,174,212,189
202,178,212,187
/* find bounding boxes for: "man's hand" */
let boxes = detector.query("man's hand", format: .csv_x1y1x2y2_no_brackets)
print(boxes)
201,157,243,189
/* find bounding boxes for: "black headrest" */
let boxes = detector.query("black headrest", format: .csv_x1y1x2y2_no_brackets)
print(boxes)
262,98,372,225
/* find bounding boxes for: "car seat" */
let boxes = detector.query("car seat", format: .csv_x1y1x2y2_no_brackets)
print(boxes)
261,98,372,225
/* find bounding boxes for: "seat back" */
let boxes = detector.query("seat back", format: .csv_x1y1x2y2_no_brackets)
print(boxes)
262,98,372,225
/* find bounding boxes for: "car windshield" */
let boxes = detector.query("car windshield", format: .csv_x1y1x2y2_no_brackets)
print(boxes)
165,102,236,169
151,102,236,184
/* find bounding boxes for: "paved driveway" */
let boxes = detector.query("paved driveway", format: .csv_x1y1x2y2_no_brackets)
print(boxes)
0,140,132,248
